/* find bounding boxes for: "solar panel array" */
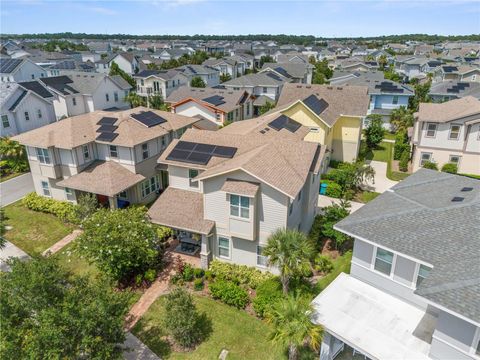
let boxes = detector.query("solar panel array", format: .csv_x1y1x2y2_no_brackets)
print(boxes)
18,81,53,98
302,95,329,115
202,95,226,106
265,72,284,82
8,90,28,111
96,117,119,142
186,66,197,74
374,81,405,94
0,59,22,73
131,111,167,127
166,141,237,165
273,67,292,79
443,66,458,73
446,82,470,94
268,115,302,133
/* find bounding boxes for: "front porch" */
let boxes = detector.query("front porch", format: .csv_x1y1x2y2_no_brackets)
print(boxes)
166,236,201,268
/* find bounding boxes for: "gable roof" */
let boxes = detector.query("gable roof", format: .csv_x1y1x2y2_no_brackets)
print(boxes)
417,96,480,123
18,80,54,99
260,62,312,79
223,71,291,87
334,169,480,324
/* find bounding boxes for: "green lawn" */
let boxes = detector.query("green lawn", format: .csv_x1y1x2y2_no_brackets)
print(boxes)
2,201,76,255
0,172,26,183
314,251,352,294
383,132,396,141
54,242,99,280
132,295,285,360
355,191,380,203
371,142,392,162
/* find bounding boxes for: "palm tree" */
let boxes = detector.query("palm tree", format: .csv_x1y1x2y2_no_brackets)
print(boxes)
263,228,315,294
124,92,146,108
0,137,28,173
267,294,322,360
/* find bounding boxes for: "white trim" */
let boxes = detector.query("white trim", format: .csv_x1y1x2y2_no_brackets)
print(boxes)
432,334,480,359
352,259,417,291
472,327,480,357
217,235,231,260
421,297,480,327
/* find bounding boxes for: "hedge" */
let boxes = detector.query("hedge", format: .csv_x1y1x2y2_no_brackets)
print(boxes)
252,278,283,318
22,192,79,224
321,180,342,198
441,163,458,174
209,260,274,289
209,280,249,309
393,131,410,160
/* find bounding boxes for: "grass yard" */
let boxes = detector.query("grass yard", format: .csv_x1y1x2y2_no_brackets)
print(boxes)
355,191,380,203
54,242,99,279
314,251,352,294
132,295,285,360
2,201,76,255
383,132,396,141
0,172,26,183
371,142,392,162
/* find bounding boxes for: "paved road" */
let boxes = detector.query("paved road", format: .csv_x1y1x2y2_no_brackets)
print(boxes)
0,173,34,207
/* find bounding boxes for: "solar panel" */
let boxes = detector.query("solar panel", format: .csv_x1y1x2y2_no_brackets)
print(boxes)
96,132,118,142
268,115,302,133
212,146,237,158
302,95,329,115
194,143,216,153
273,67,292,78
131,111,166,127
96,124,118,133
97,117,117,126
265,72,283,81
284,119,302,133
18,81,53,98
166,141,237,165
202,95,226,106
176,141,197,151
0,58,22,73
443,66,458,73
461,187,473,192
187,151,211,165
451,196,464,202
166,149,191,161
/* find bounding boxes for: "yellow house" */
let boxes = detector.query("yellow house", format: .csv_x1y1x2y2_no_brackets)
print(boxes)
275,83,370,164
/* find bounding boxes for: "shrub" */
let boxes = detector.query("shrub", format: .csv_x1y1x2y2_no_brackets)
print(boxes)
204,270,214,281
441,163,458,174
314,254,334,274
209,260,274,289
364,114,385,149
252,278,283,318
193,278,204,291
182,264,194,282
422,161,438,170
135,274,143,286
22,192,79,224
209,280,249,309
76,193,98,223
170,273,183,285
393,131,409,160
193,268,204,279
399,150,410,172
322,180,342,199
328,159,343,169
144,269,156,283
157,226,174,241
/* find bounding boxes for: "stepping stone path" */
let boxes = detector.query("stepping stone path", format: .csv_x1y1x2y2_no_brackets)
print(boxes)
42,229,83,256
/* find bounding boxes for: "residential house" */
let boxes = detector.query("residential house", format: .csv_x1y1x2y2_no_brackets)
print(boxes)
13,107,198,208
276,53,309,64
86,41,111,54
272,83,370,163
1,81,55,136
133,69,186,98
151,48,192,61
176,65,220,87
108,52,140,75
0,58,46,83
166,87,254,127
202,58,239,79
312,169,480,360
438,65,480,83
260,62,314,84
411,96,480,175
40,73,132,120
429,81,480,102
395,56,430,81
147,114,323,269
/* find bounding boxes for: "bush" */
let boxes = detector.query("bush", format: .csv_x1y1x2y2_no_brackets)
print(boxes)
193,278,204,291
314,254,334,274
144,269,156,283
364,114,385,149
157,226,173,241
22,192,79,224
193,268,204,279
252,278,283,318
393,131,409,160
399,150,410,172
441,163,458,174
209,280,249,309
422,161,438,170
209,260,274,289
321,180,342,198
76,193,98,223
170,273,183,285
328,159,343,169
204,270,214,281
182,264,194,282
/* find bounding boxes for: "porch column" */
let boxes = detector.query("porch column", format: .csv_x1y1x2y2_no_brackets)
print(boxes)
319,332,334,360
108,196,117,209
200,234,211,270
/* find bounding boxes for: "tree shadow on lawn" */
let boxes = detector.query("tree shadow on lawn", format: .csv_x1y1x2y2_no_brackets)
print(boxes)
133,321,172,358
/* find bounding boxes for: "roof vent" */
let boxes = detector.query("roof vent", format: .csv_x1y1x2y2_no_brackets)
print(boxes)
451,196,465,202
306,85,311,89
337,87,343,90
461,187,473,192
296,85,302,88
327,86,333,90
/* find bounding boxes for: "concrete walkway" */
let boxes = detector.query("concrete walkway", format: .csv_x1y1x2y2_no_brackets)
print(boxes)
123,332,160,360
42,229,83,256
0,240,30,271
364,160,398,193
318,195,364,213
0,172,34,207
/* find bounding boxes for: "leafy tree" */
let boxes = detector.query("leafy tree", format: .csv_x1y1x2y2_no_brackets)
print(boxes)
259,55,275,67
399,150,410,172
409,80,431,111
325,162,375,195
0,256,130,359
312,58,333,84
422,161,438,170
163,287,211,349
383,65,402,82
220,73,232,83
148,94,168,111
0,137,29,175
378,54,388,70
364,114,385,149
390,106,414,132
76,207,161,282
0,208,6,249
441,163,458,174
76,193,98,223
320,200,351,249
109,61,136,87
259,100,276,115
267,294,322,360
124,91,146,108
263,228,315,294
190,76,206,88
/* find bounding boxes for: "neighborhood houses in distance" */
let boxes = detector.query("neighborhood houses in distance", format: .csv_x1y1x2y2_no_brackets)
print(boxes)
1,2,479,359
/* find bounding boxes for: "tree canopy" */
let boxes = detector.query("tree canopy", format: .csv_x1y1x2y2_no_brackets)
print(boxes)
312,58,333,85
364,114,385,149
109,61,136,88
190,76,206,88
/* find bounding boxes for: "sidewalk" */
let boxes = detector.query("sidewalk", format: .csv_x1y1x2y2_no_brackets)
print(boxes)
318,195,364,213
364,160,398,193
42,229,83,256
123,332,160,360
0,240,30,271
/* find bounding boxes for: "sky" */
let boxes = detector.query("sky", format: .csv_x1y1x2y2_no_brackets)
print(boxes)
1,0,479,38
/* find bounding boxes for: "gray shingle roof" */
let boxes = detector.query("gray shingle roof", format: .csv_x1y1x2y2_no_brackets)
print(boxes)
335,169,480,323
223,72,290,87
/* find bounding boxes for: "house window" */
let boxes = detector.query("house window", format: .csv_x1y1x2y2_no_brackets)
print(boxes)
472,75,477,81
41,181,51,196
140,79,144,86
227,112,233,121
230,194,249,219
105,93,110,102
142,143,149,160
374,247,394,276
109,145,118,158
235,109,239,118
416,264,431,287
189,169,199,188
246,102,250,116
141,175,160,198
124,90,129,98
392,95,399,105
426,123,437,137
118,190,127,199
218,237,230,258
31,74,35,79
36,148,51,164
289,200,293,215
83,145,90,160
420,152,432,166
114,92,119,102
449,124,461,140
72,97,77,106
37,109,42,119
65,187,75,201
25,111,30,121
257,245,268,267
161,136,166,147
1,115,10,128
449,155,460,164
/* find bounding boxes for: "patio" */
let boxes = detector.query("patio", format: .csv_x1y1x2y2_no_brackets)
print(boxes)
166,237,201,268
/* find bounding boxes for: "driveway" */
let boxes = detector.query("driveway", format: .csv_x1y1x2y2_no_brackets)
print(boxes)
0,240,30,271
1,173,34,207
364,160,398,193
